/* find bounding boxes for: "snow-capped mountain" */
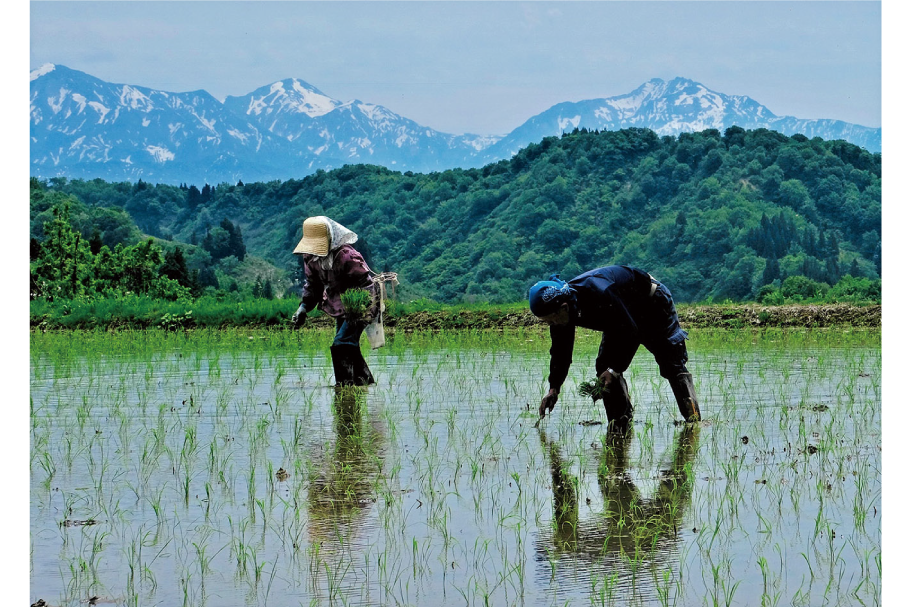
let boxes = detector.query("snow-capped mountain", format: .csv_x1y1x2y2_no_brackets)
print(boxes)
475,77,881,164
30,65,880,185
222,78,496,173
29,64,290,184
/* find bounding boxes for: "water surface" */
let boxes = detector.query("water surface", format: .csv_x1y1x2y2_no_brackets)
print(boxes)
30,328,881,606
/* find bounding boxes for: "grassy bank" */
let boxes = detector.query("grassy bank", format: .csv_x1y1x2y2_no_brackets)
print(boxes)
29,295,881,331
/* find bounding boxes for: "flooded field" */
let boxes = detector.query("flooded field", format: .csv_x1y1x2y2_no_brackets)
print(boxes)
30,328,881,606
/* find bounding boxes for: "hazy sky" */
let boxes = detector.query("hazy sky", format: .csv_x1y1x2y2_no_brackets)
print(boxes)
29,1,881,136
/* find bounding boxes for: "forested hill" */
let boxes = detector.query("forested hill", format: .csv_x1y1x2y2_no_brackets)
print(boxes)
34,127,881,303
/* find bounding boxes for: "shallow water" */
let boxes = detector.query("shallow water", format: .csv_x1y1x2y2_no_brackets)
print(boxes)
30,329,881,606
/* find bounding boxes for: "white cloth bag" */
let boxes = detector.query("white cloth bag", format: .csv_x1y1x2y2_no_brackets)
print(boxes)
365,272,398,349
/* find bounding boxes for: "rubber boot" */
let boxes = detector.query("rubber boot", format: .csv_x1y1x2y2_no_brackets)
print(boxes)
330,344,354,386
601,371,634,433
669,372,701,422
330,344,374,387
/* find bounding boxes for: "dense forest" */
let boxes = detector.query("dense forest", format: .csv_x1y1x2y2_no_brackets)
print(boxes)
30,126,881,304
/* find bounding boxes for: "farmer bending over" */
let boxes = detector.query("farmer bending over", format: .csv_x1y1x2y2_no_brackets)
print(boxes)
529,265,701,431
291,216,378,386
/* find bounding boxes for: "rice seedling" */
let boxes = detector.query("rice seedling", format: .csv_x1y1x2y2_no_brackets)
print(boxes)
29,326,880,606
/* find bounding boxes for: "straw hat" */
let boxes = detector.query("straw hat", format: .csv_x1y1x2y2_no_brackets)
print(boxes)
294,217,330,256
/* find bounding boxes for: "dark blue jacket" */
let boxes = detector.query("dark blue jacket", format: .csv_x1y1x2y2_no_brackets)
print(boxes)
548,265,682,390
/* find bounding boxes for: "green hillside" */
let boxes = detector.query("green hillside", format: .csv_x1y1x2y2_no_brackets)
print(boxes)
32,126,881,304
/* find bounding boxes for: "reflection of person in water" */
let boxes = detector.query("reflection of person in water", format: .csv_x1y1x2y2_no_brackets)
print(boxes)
538,426,699,560
307,388,385,543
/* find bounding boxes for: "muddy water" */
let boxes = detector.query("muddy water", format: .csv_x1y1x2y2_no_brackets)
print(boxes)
30,329,880,606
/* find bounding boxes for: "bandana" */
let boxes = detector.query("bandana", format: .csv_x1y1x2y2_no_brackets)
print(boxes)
528,274,576,317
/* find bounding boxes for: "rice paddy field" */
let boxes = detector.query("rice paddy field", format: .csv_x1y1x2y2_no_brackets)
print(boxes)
29,327,881,607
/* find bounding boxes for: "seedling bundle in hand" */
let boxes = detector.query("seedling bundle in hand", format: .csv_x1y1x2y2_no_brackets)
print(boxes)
578,377,609,400
341,288,372,318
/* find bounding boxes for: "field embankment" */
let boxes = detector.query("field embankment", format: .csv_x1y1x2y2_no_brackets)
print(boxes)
387,304,881,331
30,299,880,331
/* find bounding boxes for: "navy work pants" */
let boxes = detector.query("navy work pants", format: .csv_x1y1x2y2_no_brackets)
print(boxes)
594,283,690,379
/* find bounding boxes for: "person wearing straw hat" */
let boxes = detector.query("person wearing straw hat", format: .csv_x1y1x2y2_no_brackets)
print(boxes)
528,265,701,431
291,216,378,386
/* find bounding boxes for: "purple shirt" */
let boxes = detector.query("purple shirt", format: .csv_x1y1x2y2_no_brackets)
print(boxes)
300,245,374,318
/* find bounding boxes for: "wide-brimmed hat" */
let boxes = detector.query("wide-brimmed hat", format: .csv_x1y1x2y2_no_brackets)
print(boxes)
294,217,331,256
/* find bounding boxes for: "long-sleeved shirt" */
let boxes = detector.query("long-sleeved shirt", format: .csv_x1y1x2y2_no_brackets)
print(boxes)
547,265,679,391
300,245,374,318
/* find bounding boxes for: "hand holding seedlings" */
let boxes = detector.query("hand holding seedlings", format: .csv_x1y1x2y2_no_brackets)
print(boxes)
535,388,559,427
578,376,609,402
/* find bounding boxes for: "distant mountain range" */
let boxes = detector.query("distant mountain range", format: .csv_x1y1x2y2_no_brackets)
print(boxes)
30,64,881,185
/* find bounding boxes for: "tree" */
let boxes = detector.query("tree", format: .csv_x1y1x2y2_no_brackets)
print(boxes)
197,266,219,290
261,278,274,300
187,185,202,208
202,227,231,260
224,219,247,261
760,257,780,286
34,126,881,305
160,246,192,289
31,202,93,299
89,229,103,255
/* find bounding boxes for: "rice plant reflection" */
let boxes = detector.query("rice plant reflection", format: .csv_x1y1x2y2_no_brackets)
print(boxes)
307,386,386,551
537,426,699,580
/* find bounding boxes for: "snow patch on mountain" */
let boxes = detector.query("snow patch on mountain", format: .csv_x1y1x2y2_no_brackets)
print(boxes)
71,93,87,113
119,85,152,110
608,96,640,115
146,145,175,162
31,63,55,81
462,135,502,151
291,80,337,117
29,66,881,184
357,103,386,121
49,88,68,114
558,115,581,131
88,101,109,122
194,113,216,132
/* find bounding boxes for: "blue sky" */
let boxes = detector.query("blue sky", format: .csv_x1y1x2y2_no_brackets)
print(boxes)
29,1,882,136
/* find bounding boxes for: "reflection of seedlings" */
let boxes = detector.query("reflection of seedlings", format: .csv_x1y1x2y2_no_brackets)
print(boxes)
28,328,881,607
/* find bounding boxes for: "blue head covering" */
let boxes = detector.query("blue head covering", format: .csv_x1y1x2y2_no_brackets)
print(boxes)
528,274,576,317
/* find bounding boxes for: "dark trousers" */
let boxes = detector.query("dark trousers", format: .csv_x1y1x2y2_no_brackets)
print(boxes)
330,317,374,386
594,283,690,379
333,316,366,348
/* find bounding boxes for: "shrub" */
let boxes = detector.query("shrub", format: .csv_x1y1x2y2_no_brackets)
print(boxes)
780,275,829,301
828,275,881,303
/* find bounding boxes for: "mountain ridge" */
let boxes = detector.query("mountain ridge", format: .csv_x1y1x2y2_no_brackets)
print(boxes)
30,63,881,185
